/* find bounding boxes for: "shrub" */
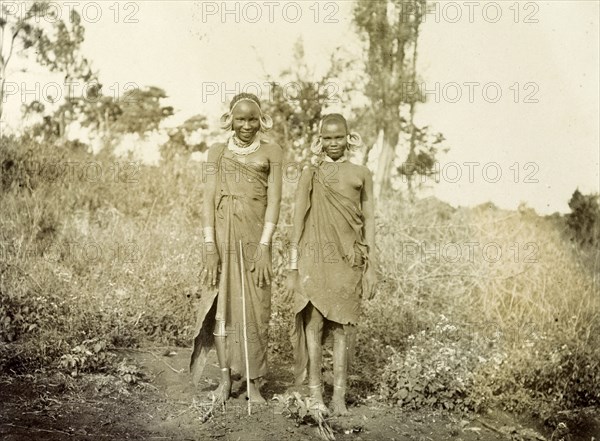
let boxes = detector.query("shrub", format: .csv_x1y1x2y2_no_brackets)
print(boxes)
567,189,600,246
472,334,600,421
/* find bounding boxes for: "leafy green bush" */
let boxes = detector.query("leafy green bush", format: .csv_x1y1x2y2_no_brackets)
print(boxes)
59,338,116,377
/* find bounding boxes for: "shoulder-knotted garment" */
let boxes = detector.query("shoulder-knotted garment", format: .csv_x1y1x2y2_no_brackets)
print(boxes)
190,144,271,384
292,165,369,385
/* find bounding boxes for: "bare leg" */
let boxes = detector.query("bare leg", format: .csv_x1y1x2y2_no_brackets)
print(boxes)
331,323,348,416
304,303,325,405
213,321,231,403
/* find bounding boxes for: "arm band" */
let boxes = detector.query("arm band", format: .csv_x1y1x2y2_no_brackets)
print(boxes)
259,222,276,246
203,227,215,243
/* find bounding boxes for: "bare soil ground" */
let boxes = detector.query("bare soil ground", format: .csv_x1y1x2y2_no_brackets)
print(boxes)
0,347,597,441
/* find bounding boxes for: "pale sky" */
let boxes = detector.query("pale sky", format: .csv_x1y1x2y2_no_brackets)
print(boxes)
2,1,598,214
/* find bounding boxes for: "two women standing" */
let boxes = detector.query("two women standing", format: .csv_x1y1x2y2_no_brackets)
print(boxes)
191,93,377,414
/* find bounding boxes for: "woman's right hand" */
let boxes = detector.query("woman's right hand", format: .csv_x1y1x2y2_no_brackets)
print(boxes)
201,242,220,287
282,270,299,303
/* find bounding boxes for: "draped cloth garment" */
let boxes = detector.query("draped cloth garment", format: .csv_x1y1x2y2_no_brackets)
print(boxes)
190,143,271,384
292,165,368,385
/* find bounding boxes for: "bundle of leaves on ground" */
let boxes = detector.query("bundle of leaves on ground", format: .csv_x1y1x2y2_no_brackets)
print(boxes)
272,391,335,440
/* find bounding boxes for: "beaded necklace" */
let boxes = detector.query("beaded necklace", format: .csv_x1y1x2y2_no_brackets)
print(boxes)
227,134,261,156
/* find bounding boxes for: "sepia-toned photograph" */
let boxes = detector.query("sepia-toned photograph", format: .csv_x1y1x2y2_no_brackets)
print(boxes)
1,1,598,440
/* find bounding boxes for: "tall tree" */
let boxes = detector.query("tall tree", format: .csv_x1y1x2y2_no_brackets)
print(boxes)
0,1,86,121
404,1,424,198
35,7,93,140
1,1,44,120
354,0,426,197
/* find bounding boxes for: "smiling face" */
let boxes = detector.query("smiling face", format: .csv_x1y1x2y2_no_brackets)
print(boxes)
321,121,348,160
232,100,261,143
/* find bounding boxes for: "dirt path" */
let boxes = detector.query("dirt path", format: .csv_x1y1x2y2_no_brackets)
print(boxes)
0,346,586,441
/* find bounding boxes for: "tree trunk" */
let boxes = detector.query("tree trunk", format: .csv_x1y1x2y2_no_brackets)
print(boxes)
373,125,399,199
0,25,5,122
0,49,8,122
406,6,422,202
0,14,18,124
0,78,5,122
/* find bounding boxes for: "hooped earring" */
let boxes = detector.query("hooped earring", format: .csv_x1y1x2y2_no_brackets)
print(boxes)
346,132,363,151
310,136,323,155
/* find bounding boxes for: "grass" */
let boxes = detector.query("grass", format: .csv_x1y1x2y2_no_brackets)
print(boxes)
1,136,598,425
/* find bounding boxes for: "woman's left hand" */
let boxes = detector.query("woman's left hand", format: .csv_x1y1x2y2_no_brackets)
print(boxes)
252,243,273,288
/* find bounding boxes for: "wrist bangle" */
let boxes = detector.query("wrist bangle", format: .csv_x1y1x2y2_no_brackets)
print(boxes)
289,245,298,270
203,227,215,243
259,222,276,245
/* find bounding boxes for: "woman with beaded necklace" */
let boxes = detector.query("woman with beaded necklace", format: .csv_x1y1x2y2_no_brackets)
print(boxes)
191,93,282,404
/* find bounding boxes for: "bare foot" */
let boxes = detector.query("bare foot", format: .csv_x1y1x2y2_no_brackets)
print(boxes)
330,391,348,416
213,379,231,404
214,369,231,404
308,384,325,405
248,379,266,404
307,384,328,414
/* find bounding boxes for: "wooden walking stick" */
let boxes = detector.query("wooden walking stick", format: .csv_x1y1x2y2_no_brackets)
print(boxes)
239,240,252,416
